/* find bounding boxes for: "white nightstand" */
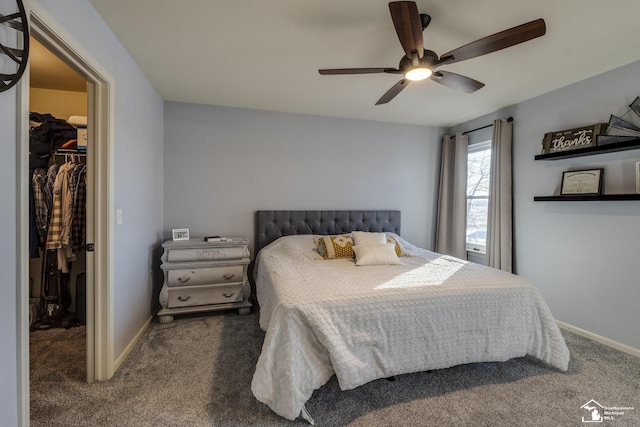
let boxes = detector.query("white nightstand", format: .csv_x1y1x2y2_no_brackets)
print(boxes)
157,237,252,323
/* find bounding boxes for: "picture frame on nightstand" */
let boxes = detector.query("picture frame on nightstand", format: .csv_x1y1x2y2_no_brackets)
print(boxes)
172,228,190,241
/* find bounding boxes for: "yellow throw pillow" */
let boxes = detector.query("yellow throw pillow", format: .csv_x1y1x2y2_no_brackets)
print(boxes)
386,235,407,256
317,234,355,259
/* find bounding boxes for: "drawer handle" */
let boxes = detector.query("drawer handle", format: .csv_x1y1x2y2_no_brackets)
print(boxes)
177,276,191,283
178,296,191,302
223,292,235,298
223,274,235,280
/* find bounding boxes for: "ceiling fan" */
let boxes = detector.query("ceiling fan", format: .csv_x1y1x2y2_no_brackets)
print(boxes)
319,1,546,105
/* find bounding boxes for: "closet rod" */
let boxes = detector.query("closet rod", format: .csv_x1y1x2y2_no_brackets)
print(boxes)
462,116,513,135
55,149,86,156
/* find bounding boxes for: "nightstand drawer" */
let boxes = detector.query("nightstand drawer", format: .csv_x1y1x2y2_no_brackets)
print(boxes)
163,245,249,262
166,283,243,308
166,265,243,287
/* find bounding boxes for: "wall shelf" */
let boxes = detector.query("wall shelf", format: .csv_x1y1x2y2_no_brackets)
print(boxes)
534,138,640,160
534,134,640,201
534,194,640,202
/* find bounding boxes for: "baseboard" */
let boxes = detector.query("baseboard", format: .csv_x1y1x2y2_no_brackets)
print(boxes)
114,315,154,371
557,321,640,358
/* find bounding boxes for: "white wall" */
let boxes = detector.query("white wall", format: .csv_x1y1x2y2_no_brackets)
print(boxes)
451,59,640,350
163,102,442,253
0,1,164,423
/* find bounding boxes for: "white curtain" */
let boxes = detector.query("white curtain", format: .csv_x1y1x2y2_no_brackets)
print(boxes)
435,133,468,259
487,118,513,272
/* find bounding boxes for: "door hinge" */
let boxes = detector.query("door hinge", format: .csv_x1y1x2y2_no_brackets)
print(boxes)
86,243,95,252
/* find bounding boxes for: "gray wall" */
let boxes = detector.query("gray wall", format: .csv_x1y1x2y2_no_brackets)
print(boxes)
1,0,164,422
451,59,640,350
163,102,443,252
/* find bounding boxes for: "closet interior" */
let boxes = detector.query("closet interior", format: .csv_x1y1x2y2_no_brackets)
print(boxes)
28,36,89,377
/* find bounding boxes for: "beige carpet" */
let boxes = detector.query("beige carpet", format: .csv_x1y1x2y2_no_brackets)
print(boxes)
30,312,640,426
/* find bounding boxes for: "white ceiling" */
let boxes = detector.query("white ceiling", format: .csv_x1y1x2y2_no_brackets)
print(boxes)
87,0,640,127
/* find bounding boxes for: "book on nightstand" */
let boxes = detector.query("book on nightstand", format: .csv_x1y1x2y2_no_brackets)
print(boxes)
204,236,231,242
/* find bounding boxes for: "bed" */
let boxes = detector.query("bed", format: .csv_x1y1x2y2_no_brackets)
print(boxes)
250,210,569,423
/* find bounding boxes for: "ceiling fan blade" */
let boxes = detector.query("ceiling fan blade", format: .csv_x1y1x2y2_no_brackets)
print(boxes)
319,68,398,75
376,79,410,105
389,1,424,59
440,18,546,64
430,71,485,93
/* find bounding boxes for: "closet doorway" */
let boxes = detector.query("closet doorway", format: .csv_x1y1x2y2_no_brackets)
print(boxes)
17,6,115,422
28,36,89,383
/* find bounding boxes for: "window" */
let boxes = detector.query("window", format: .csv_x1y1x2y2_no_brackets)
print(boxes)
466,140,491,254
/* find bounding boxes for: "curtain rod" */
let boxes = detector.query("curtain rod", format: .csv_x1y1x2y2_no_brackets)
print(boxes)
461,116,513,135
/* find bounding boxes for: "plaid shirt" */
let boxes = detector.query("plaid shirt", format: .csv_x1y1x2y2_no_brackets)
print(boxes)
44,164,59,215
71,165,87,252
32,168,48,245
46,163,73,250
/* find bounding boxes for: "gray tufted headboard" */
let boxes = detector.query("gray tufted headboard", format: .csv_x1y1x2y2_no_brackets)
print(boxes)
254,210,401,256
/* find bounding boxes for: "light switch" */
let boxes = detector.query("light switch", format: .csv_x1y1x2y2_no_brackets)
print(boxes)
116,208,123,225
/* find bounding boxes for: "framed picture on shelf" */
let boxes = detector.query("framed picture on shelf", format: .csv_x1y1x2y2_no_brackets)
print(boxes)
172,228,190,241
560,168,604,196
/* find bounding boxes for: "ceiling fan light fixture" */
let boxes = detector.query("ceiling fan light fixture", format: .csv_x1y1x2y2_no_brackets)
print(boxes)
405,67,432,81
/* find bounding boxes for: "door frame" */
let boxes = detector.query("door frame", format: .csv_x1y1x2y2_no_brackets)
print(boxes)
17,2,115,424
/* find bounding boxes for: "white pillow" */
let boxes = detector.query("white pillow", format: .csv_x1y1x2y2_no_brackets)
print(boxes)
352,231,387,247
353,243,403,266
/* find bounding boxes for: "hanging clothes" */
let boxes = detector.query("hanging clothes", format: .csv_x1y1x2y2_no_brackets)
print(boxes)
70,164,87,252
32,167,48,247
46,161,77,272
60,161,77,261
44,163,59,216
38,156,86,259
29,169,40,259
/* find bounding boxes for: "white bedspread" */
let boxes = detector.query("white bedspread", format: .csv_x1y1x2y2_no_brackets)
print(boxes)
251,235,570,421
